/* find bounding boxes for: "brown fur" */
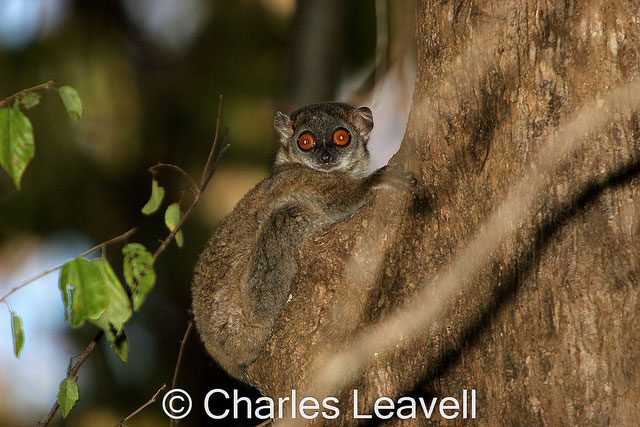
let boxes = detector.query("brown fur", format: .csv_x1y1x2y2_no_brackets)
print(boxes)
191,103,412,379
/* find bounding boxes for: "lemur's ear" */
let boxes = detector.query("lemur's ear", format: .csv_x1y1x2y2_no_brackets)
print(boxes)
352,106,374,137
274,111,293,144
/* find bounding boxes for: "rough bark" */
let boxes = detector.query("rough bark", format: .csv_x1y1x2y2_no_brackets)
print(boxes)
247,1,640,425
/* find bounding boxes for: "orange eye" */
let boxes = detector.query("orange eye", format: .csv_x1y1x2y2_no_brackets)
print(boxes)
333,128,351,146
297,132,316,151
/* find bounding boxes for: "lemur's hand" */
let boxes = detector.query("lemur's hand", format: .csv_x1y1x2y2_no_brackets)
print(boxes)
371,164,417,192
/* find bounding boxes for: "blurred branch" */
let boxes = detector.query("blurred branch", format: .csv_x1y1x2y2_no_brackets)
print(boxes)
0,227,137,304
38,96,229,426
290,0,345,104
113,384,167,427
374,0,389,89
0,80,56,108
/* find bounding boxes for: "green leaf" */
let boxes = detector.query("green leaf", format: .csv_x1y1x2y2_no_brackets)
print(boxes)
141,179,165,215
19,92,41,110
57,378,79,418
59,258,132,345
175,230,184,247
112,331,128,362
0,106,35,189
58,86,83,120
164,203,184,248
164,203,180,230
123,243,156,311
59,258,109,328
90,259,133,343
10,311,24,358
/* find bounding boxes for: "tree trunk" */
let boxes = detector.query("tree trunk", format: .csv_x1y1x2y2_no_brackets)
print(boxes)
247,1,640,425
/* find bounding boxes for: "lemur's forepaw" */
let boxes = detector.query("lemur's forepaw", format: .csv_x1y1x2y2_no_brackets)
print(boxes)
372,165,417,191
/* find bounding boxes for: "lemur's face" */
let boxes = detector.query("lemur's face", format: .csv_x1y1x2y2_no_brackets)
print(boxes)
274,103,374,178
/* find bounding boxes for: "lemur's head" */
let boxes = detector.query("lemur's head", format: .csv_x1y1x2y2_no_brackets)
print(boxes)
273,102,374,178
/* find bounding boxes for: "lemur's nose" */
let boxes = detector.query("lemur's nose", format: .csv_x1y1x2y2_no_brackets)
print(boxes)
320,151,332,163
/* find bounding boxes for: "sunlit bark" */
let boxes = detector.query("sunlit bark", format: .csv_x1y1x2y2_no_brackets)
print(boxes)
248,2,640,425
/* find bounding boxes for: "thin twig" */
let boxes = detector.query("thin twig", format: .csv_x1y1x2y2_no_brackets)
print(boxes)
169,319,194,427
171,320,193,390
200,95,224,188
0,228,137,303
152,100,229,262
152,193,199,262
149,163,199,194
113,384,167,427
38,331,104,426
202,128,230,190
0,80,56,108
151,146,229,263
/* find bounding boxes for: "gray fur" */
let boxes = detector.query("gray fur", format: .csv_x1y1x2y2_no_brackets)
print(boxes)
191,102,411,380
274,102,373,178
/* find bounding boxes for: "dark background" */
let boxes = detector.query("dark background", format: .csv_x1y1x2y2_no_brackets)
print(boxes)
0,0,414,425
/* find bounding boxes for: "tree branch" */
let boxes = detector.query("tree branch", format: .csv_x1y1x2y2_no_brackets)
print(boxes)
171,320,193,390
169,319,194,427
0,80,57,108
151,100,230,262
112,383,167,427
149,163,199,195
38,331,104,426
200,95,224,188
0,227,137,304
38,96,228,426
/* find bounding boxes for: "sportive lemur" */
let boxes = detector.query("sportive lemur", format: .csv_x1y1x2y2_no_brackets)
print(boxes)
191,102,412,379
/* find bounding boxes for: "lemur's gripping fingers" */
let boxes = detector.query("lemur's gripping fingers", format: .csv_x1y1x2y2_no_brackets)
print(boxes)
371,164,417,192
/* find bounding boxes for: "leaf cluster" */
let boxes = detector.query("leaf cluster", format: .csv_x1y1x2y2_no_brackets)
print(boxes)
0,85,82,189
